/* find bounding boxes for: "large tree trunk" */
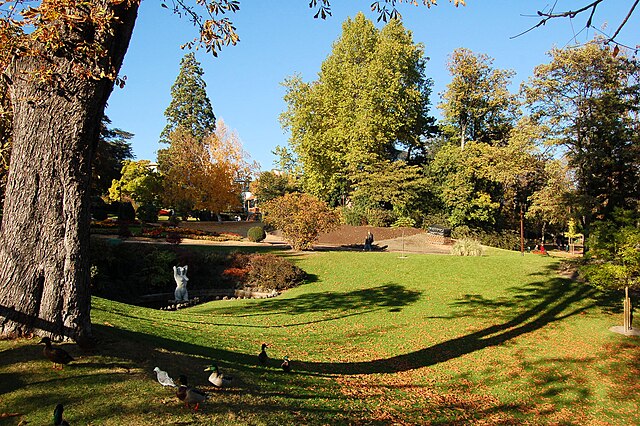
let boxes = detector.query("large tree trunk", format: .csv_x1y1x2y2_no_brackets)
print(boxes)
0,2,139,343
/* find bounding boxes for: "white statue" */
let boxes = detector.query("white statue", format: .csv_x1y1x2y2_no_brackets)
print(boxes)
173,265,189,302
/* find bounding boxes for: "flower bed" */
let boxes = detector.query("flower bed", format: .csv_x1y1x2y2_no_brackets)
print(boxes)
139,226,243,242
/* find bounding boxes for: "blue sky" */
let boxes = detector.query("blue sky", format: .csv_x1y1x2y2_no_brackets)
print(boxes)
105,1,639,170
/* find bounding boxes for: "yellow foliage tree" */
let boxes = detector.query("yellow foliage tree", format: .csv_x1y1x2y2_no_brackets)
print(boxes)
160,119,254,216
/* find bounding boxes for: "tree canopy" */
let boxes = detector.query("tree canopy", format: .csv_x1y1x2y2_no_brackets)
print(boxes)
438,48,517,149
160,52,217,144
281,13,435,201
523,41,640,226
159,119,253,215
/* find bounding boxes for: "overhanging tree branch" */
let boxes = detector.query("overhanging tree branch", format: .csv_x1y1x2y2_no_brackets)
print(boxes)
512,0,639,50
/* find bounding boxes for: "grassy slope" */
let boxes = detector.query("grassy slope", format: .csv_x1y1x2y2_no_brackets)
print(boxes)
1,248,638,425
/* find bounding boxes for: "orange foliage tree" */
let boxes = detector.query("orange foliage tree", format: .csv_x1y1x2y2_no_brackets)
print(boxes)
262,193,339,250
159,119,254,217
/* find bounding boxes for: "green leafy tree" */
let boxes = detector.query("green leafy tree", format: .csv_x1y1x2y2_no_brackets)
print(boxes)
108,160,163,210
526,158,574,240
350,160,431,224
160,52,216,144
263,193,339,250
92,116,134,197
251,171,296,204
438,48,517,149
523,41,640,231
281,13,435,201
428,142,501,228
581,212,640,332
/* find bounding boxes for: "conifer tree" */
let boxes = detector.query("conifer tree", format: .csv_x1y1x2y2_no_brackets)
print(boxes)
160,52,216,144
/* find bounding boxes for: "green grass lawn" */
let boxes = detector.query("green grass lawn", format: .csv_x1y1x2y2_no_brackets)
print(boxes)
1,248,638,425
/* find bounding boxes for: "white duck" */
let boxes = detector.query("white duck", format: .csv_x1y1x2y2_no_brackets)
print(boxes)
204,364,233,388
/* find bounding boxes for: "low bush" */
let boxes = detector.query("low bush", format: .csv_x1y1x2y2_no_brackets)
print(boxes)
136,203,158,223
246,254,306,291
118,202,136,221
451,238,484,256
247,226,266,242
340,205,367,226
263,193,339,250
166,230,182,245
452,226,519,251
91,197,109,221
366,208,394,227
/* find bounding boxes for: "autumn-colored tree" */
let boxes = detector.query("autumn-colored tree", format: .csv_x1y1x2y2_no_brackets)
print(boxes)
263,193,339,250
439,48,517,149
160,52,216,144
160,119,253,217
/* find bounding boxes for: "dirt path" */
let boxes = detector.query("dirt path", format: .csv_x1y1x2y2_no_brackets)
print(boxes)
149,221,452,254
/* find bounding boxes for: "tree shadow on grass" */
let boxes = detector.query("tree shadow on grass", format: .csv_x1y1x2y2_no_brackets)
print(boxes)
129,283,422,329
297,277,598,375
212,283,422,316
88,275,599,378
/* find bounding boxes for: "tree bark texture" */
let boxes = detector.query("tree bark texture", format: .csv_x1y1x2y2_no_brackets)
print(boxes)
0,2,139,343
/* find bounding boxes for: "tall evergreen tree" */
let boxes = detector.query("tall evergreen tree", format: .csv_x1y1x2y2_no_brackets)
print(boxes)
281,14,435,202
92,116,134,197
160,52,216,144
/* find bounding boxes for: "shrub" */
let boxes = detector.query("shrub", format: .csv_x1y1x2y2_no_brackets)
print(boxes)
91,196,109,221
166,230,182,245
341,205,367,226
89,240,178,300
366,208,394,227
452,227,519,251
451,238,484,256
136,203,159,223
247,226,266,242
118,221,132,238
263,193,339,250
247,254,306,291
118,201,136,221
167,214,181,226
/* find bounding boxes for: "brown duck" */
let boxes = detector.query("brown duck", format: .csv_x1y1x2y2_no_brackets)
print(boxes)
176,375,208,411
39,337,74,370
